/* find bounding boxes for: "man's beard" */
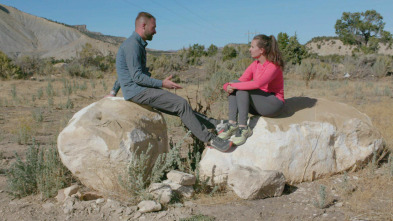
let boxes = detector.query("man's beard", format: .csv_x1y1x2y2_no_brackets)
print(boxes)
145,32,154,41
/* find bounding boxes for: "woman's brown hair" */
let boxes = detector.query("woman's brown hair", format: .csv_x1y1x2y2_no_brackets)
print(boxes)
253,35,284,69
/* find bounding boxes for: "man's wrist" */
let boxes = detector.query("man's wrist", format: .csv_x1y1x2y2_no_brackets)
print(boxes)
110,90,117,96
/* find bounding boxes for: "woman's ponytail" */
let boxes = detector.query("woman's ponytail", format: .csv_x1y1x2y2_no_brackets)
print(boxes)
253,35,285,70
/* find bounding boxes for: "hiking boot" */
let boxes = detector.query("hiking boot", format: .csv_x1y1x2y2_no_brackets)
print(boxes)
217,123,238,140
232,126,253,146
215,120,229,134
208,135,233,152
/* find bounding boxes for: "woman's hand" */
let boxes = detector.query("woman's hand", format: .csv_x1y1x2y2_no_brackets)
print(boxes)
226,85,236,94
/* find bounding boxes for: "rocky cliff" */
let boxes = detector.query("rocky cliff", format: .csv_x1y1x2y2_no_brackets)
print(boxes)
0,4,124,60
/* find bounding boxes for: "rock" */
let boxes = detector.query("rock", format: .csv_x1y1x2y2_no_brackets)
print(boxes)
56,189,66,203
64,184,79,197
163,180,195,198
156,211,168,219
138,200,162,213
124,206,137,215
335,202,344,207
184,201,195,207
133,211,142,219
167,170,196,186
42,202,55,211
148,183,173,204
80,192,103,201
57,98,169,195
95,198,105,204
63,199,75,214
227,166,285,199
200,98,384,184
101,199,122,211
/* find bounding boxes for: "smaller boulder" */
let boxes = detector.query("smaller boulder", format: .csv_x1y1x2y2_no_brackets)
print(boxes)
138,200,162,213
56,184,79,203
64,185,79,197
167,170,196,186
163,180,195,198
148,183,173,204
228,166,286,200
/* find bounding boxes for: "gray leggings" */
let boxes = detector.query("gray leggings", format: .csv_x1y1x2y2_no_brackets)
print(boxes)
131,88,218,142
228,81,284,125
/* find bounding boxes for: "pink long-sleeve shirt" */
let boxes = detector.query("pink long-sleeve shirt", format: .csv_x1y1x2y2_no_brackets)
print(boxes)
223,60,284,102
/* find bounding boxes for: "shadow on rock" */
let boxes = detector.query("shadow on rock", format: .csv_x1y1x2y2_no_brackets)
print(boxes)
248,97,317,129
0,5,10,14
276,97,317,118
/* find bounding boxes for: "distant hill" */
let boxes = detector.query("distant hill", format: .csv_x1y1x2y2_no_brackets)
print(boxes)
305,37,393,56
0,4,124,60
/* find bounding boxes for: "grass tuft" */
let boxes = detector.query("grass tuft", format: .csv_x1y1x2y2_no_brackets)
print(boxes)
6,139,73,198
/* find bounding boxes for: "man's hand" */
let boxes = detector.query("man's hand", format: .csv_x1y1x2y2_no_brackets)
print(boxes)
104,90,116,98
104,94,115,98
162,75,183,90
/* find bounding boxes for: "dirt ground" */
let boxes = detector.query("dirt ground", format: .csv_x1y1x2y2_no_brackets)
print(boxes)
0,72,392,220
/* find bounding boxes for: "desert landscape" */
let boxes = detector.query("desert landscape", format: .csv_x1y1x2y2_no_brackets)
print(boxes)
0,3,392,221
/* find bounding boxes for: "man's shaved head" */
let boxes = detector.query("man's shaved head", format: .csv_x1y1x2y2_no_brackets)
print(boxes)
135,12,155,28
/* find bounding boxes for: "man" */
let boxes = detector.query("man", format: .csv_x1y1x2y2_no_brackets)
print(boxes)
107,12,232,152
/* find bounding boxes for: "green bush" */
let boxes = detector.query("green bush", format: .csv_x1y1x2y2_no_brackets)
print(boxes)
14,55,41,76
206,44,218,56
222,45,237,61
120,130,215,202
187,44,206,58
6,140,73,198
119,141,185,202
65,62,102,78
278,32,308,65
0,51,24,79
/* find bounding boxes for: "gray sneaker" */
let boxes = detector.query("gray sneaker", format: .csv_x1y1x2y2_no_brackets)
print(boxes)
208,135,233,152
218,123,238,140
215,120,229,133
232,126,253,146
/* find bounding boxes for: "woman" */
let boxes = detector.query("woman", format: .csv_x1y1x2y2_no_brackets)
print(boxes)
218,34,285,146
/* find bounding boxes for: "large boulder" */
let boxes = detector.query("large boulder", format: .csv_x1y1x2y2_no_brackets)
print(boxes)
200,97,384,184
57,97,168,195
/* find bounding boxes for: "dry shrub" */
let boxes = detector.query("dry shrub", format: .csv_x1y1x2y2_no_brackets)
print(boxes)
357,99,393,152
372,55,392,77
148,54,188,79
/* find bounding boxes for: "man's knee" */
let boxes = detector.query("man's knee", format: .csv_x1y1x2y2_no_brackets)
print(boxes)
177,97,190,108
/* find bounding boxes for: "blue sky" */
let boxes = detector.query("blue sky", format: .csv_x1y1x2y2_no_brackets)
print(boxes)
2,0,393,51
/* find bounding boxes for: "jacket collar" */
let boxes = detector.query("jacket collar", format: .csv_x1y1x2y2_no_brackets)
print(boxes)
132,31,148,48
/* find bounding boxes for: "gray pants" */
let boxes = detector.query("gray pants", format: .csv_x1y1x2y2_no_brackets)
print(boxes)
130,88,217,142
228,81,284,125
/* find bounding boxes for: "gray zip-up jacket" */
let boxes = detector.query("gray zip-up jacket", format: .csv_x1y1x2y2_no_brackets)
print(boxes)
116,31,162,100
